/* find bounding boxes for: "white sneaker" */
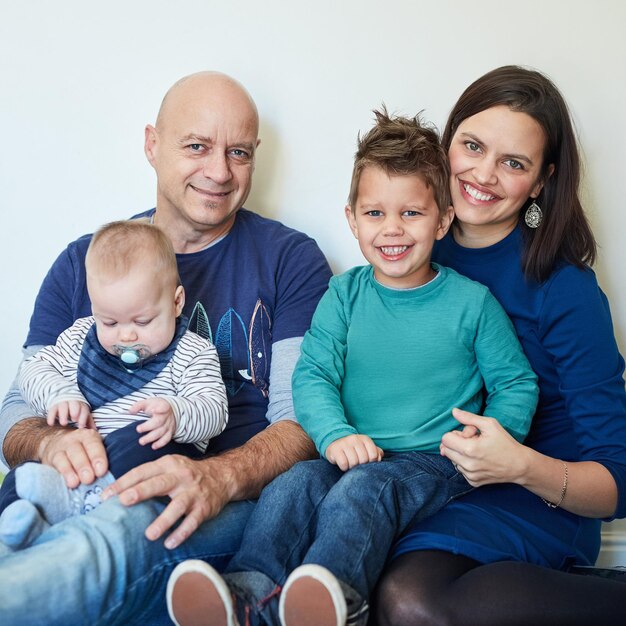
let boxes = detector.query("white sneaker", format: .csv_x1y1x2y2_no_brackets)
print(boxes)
279,564,347,626
166,559,238,626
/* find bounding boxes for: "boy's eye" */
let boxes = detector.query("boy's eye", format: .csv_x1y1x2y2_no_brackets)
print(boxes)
135,319,152,327
365,210,383,217
403,210,421,217
102,321,117,327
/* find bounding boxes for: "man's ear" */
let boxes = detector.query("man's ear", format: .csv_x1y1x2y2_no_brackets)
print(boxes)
249,138,261,173
436,205,455,240
144,124,158,166
174,285,185,316
345,205,358,238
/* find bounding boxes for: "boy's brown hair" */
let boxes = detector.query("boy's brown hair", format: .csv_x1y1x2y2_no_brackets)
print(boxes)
86,220,180,288
348,107,451,214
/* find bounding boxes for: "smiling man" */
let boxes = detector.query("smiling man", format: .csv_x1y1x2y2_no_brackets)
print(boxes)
147,73,261,251
0,71,332,625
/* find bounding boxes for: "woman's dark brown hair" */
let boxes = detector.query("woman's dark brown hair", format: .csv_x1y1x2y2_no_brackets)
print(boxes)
442,65,596,282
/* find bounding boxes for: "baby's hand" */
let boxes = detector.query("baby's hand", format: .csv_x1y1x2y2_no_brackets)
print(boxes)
47,400,94,429
326,434,384,471
131,398,176,450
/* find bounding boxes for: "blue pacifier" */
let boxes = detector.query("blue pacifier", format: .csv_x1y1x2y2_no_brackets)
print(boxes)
112,344,152,372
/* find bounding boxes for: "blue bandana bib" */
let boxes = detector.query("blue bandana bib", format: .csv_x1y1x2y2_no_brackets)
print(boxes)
77,315,188,410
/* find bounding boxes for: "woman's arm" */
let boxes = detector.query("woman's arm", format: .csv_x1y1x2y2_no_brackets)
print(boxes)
441,408,618,518
444,264,626,520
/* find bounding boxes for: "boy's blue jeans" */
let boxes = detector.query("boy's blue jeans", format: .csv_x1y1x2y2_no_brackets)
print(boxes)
225,453,472,622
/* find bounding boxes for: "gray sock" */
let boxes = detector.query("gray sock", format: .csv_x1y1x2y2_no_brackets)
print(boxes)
15,463,114,524
0,499,51,549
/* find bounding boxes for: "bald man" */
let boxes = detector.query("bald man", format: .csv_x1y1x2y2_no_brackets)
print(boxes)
0,72,332,624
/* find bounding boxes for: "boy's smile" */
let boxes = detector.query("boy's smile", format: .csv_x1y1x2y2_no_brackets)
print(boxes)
346,166,453,289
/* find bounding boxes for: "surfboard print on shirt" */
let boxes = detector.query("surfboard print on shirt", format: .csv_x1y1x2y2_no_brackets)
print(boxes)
215,308,249,396
188,299,273,399
247,298,272,398
188,301,213,343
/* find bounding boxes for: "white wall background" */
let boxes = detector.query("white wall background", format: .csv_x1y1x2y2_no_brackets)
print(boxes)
1,1,625,563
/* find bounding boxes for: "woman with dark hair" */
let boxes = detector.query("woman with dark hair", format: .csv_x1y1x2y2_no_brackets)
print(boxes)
373,66,626,625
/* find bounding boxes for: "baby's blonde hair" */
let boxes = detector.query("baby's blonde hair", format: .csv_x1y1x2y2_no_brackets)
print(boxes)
86,220,180,288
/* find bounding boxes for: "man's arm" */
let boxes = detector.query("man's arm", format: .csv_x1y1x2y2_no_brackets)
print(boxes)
105,337,317,548
212,418,317,501
0,345,45,467
4,416,109,488
104,419,316,549
2,339,108,487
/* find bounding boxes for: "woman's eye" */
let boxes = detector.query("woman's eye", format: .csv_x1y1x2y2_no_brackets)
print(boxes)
465,141,480,152
505,159,524,170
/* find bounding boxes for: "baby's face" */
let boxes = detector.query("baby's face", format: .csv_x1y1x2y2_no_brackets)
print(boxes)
88,269,183,357
346,166,452,289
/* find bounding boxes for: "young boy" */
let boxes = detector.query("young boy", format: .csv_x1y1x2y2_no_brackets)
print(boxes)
165,110,538,626
0,220,228,549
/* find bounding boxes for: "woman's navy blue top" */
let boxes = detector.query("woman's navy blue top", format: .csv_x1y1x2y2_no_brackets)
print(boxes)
394,226,626,568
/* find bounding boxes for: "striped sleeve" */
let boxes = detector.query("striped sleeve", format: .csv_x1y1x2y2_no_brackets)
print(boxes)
18,318,93,415
165,332,229,447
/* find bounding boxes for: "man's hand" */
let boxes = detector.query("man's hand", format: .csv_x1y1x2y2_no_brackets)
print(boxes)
131,398,176,449
326,434,383,471
47,400,94,429
102,455,230,550
39,426,109,488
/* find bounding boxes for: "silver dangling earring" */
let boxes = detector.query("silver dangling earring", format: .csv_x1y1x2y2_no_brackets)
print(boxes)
524,201,543,228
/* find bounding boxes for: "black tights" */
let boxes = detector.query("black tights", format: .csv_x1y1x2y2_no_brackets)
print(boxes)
370,551,626,626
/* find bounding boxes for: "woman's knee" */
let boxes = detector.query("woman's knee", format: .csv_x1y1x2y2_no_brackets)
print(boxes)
373,550,477,626
374,568,449,626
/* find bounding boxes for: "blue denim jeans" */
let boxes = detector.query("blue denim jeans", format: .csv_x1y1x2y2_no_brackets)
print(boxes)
0,496,256,625
226,453,471,621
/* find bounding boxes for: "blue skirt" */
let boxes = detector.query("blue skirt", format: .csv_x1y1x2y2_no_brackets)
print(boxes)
392,483,602,570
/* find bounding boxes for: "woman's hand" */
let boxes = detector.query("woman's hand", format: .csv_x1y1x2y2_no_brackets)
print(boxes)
440,408,530,487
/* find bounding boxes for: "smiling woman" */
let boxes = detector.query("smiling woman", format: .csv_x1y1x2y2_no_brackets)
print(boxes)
373,65,626,626
448,105,548,246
